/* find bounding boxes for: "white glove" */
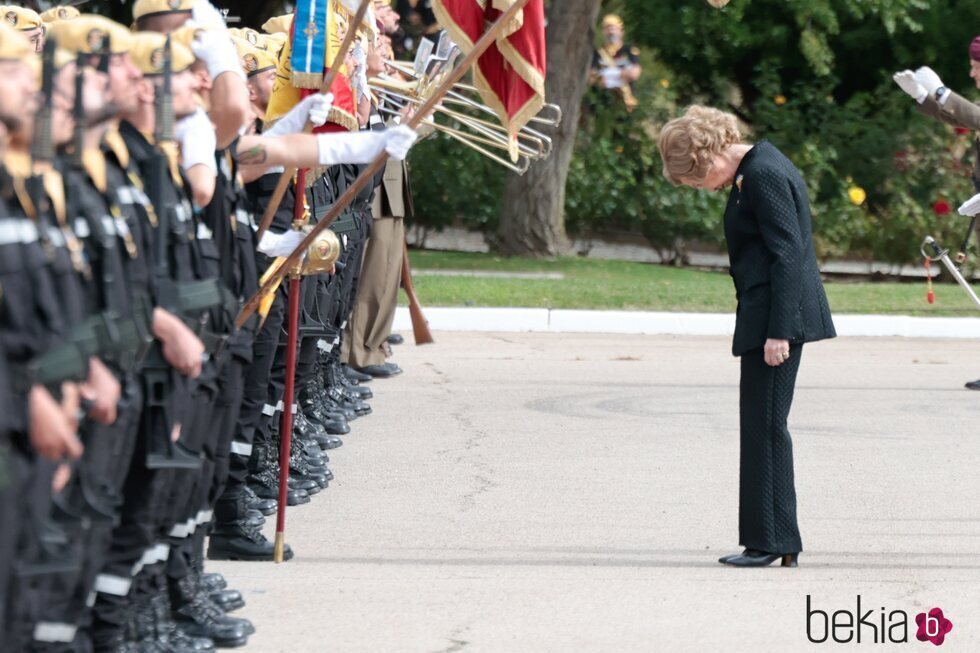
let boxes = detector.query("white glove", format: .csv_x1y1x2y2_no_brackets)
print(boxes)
383,124,418,160
913,66,949,105
893,70,927,103
175,107,217,174
264,93,334,137
192,30,245,82
257,229,307,258
958,192,980,217
192,0,227,31
315,125,418,165
914,66,944,94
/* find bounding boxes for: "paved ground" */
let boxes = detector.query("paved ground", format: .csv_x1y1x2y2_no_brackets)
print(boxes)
212,332,980,652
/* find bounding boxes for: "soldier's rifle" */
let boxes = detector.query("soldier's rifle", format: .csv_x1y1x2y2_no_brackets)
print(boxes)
14,41,89,578
141,36,204,471
26,40,90,391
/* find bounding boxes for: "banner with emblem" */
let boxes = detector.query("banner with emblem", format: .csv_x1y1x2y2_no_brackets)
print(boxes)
265,0,377,132
431,0,546,160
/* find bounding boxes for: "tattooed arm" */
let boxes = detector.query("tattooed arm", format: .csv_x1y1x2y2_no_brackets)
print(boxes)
233,134,319,171
233,127,418,172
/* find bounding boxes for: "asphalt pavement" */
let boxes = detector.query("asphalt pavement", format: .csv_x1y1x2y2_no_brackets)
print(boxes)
211,332,980,652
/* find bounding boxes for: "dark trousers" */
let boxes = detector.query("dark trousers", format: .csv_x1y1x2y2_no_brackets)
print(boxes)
0,444,26,648
239,253,285,460
209,357,247,507
738,344,803,554
256,276,318,451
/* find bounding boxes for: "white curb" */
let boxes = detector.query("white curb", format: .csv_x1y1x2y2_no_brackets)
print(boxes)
393,307,980,339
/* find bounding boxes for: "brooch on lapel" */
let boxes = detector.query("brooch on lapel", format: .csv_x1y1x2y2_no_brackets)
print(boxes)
735,174,744,204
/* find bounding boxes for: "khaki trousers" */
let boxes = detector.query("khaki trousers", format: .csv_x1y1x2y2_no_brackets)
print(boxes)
342,216,405,367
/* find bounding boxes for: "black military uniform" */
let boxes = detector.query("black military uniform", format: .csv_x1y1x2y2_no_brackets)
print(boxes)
0,163,80,650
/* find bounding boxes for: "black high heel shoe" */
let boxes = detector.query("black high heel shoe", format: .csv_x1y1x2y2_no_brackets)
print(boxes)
719,549,799,567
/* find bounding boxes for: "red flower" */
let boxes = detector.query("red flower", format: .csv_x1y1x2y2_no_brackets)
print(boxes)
955,127,970,135
933,200,951,216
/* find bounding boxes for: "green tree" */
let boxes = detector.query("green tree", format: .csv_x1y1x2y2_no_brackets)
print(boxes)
612,0,980,264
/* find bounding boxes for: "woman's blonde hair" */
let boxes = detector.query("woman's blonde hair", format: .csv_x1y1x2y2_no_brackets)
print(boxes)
658,105,741,185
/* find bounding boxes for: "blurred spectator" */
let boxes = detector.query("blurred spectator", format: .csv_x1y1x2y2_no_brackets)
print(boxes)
590,14,642,112
392,0,439,58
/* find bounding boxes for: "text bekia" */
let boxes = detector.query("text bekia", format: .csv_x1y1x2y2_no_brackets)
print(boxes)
806,596,953,646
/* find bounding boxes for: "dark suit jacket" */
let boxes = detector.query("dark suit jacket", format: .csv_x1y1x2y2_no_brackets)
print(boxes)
724,140,836,357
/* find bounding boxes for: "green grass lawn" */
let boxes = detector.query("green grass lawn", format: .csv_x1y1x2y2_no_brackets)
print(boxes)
405,250,980,316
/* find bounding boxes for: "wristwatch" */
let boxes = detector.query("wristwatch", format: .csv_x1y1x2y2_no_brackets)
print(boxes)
934,86,949,102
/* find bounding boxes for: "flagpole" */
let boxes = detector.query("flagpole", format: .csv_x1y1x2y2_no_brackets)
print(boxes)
273,167,307,564
238,0,535,327
256,0,373,243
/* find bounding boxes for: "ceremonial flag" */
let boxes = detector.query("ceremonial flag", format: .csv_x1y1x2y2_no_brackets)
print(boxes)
432,0,546,160
265,0,377,132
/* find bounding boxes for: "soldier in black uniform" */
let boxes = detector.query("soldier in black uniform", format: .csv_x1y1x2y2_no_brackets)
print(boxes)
208,38,334,562
1,35,138,651
85,28,251,651
0,25,87,649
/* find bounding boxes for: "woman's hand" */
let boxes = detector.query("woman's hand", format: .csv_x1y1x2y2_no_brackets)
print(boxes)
764,338,791,367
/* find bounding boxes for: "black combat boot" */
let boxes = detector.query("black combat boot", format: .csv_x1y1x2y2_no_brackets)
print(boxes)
324,354,372,400
299,386,352,434
199,573,227,592
292,414,333,461
150,590,215,652
247,444,311,506
245,509,265,529
170,577,250,648
242,485,276,516
294,438,328,470
289,438,329,489
342,364,373,383
207,492,294,562
130,590,171,653
306,373,358,422
188,545,245,614
320,363,372,417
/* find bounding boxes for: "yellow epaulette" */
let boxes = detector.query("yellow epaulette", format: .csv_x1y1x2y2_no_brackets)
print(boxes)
42,168,66,226
103,128,130,169
82,149,107,194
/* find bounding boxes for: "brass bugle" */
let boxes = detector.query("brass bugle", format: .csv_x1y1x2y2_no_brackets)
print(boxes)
372,74,553,151
437,93,553,157
372,85,549,159
440,126,531,175
374,103,533,175
374,104,534,172
382,61,563,128
446,79,562,127
372,86,549,160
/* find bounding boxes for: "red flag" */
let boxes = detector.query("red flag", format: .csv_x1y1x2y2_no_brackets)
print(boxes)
432,0,546,159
